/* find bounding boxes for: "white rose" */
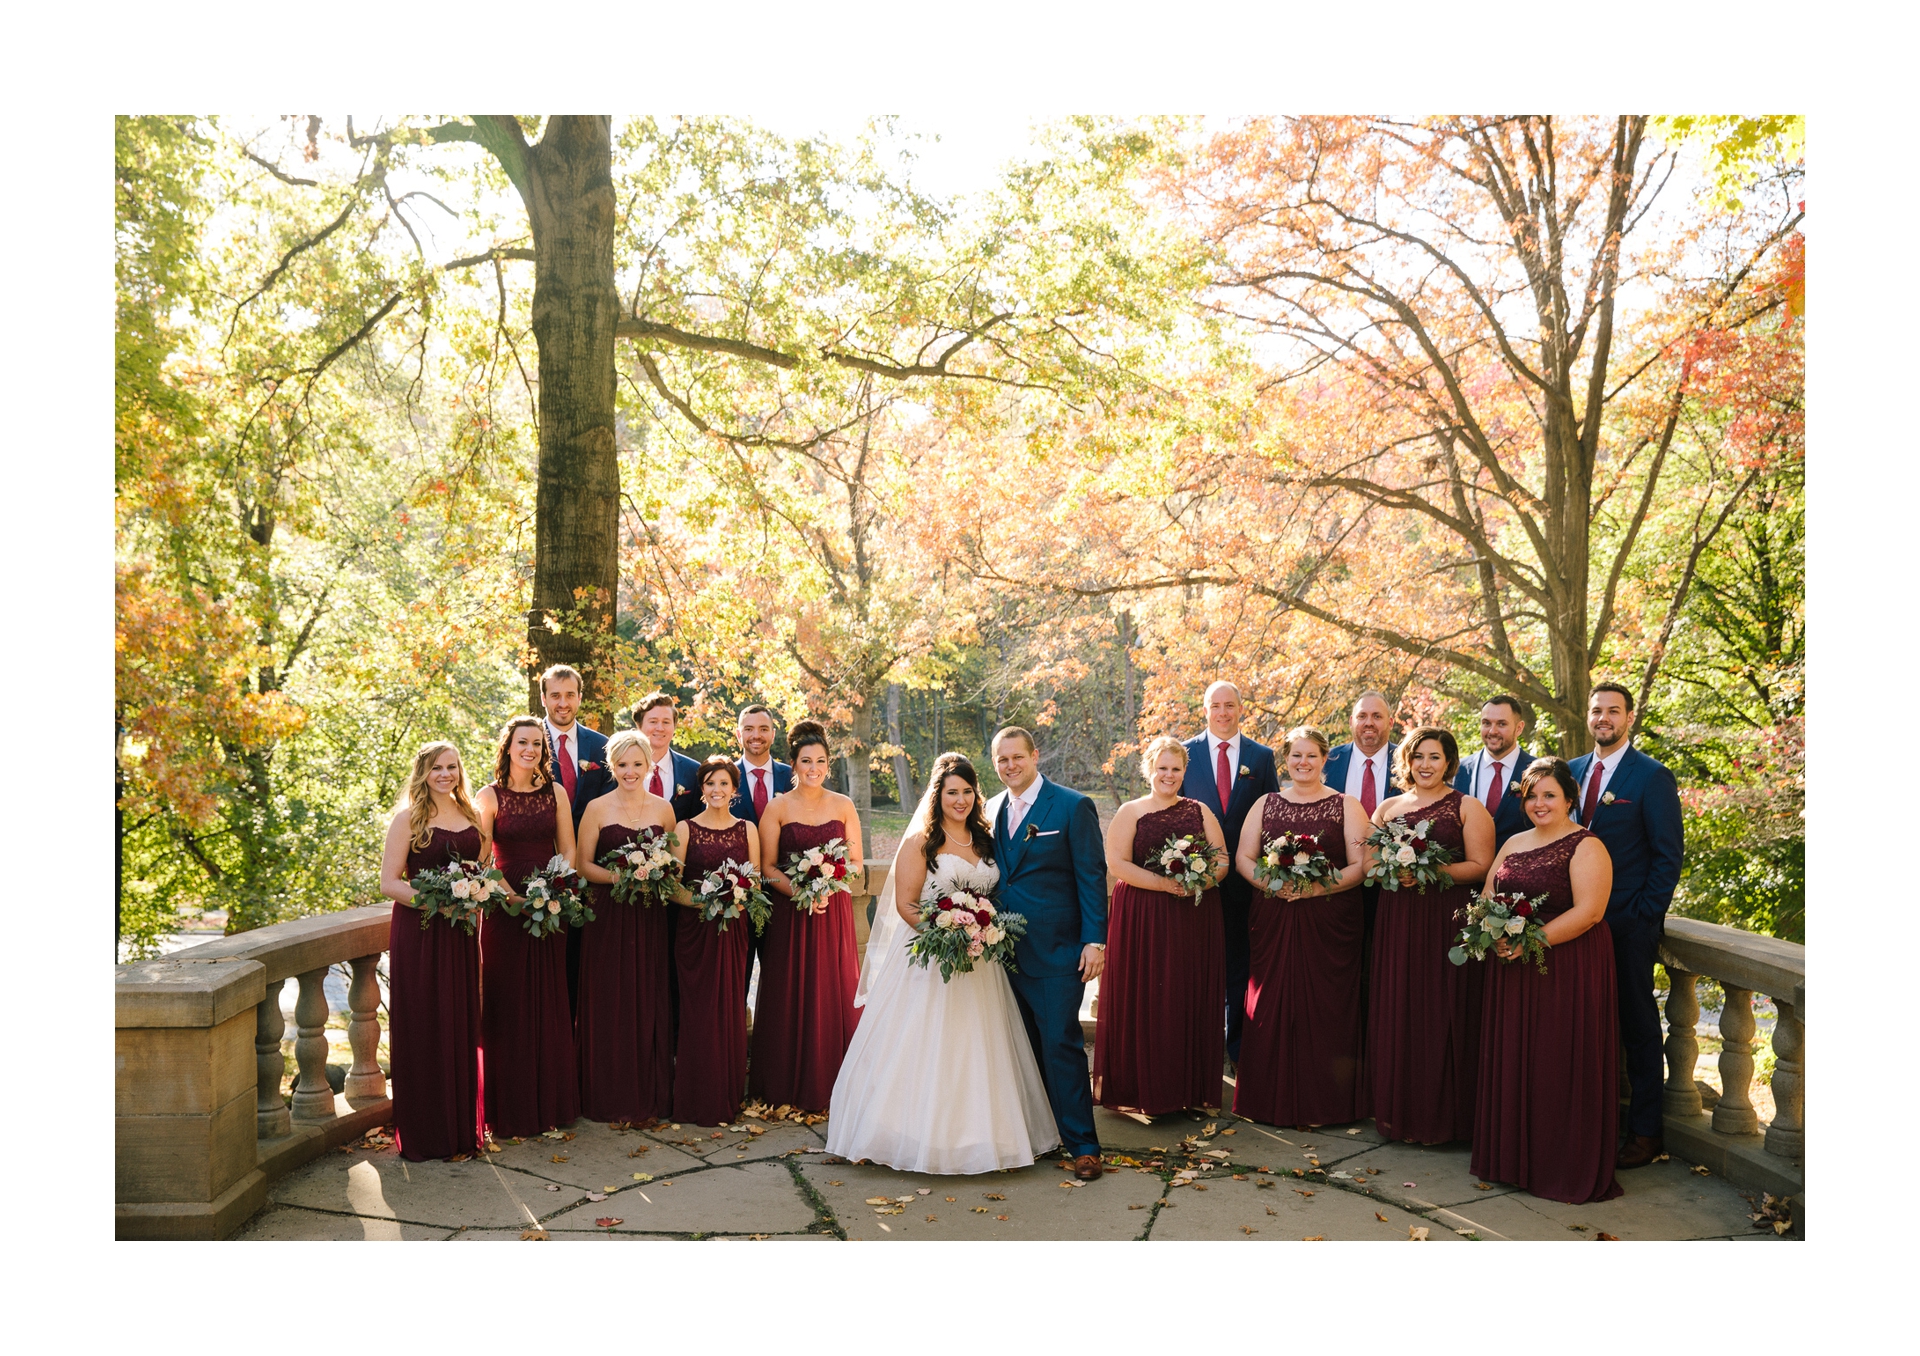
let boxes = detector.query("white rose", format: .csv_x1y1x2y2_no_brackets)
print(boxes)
983,925,1004,944
936,910,956,929
548,899,561,914
1293,852,1313,867
1395,845,1417,865
1505,917,1525,935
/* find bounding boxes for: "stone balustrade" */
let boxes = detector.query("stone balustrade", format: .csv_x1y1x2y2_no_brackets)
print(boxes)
1658,917,1804,1212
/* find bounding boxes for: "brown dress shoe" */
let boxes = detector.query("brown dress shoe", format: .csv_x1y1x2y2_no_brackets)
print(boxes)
1073,1154,1103,1181
1615,1134,1664,1169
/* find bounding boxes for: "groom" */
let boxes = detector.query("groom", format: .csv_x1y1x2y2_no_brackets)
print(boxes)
986,728,1109,1181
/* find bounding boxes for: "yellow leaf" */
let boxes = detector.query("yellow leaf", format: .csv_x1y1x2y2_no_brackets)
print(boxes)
632,1173,653,1182
1408,1226,1430,1241
1375,1212,1389,1222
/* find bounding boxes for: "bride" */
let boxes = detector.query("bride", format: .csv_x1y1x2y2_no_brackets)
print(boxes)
825,752,1061,1174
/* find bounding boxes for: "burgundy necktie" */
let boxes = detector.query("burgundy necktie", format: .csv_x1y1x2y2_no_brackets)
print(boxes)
556,732,576,797
1360,756,1377,815
1215,741,1232,810
1582,762,1603,824
752,768,768,818
649,764,664,797
1485,760,1505,813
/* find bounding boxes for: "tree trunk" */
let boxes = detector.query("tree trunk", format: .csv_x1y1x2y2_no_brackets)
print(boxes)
886,681,915,808
847,694,874,816
521,117,620,717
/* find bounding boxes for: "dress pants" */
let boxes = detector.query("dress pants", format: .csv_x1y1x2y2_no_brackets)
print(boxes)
1611,912,1667,1138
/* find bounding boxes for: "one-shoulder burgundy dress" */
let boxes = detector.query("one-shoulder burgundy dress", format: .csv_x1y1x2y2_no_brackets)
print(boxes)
750,818,860,1111
390,824,485,1161
1369,790,1483,1143
1470,828,1623,1204
1093,797,1225,1114
481,783,578,1137
1233,792,1366,1127
574,820,674,1122
673,818,755,1124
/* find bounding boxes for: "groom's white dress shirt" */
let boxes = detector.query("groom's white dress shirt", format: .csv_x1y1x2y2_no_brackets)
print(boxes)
1341,744,1392,800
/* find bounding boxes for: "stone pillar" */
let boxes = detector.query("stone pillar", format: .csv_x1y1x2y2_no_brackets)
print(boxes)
1712,985,1759,1136
256,977,291,1139
1764,995,1804,1158
289,967,336,1123
1662,969,1703,1116
343,955,387,1104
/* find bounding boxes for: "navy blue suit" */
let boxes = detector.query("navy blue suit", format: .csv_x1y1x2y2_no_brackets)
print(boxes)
1182,734,1281,1060
648,747,704,824
1452,747,1539,850
1323,740,1399,1040
1568,743,1685,1140
987,777,1107,1158
1322,741,1401,806
547,720,612,1016
730,759,794,826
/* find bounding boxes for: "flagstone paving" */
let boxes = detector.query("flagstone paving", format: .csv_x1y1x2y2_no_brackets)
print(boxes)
233,1085,1798,1241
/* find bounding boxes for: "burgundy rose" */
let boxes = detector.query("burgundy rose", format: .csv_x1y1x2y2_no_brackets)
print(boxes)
833,861,848,879
974,909,992,927
1515,902,1533,918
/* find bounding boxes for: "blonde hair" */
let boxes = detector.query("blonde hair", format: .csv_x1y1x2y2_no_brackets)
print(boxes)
605,729,653,770
1140,735,1189,778
401,741,480,849
1282,725,1331,757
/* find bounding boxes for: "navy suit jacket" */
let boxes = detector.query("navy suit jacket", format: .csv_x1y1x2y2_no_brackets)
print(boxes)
1566,744,1685,924
547,721,613,830
731,759,794,826
1453,746,1539,849
986,777,1108,979
1181,733,1281,855
1323,741,1401,804
650,748,704,824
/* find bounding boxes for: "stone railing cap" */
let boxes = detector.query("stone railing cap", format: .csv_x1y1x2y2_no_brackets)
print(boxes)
116,957,266,1030
164,905,393,984
1660,916,1805,1008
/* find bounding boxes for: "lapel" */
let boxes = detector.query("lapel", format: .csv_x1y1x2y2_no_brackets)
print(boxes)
988,791,1013,870
1567,753,1594,823
1190,736,1223,817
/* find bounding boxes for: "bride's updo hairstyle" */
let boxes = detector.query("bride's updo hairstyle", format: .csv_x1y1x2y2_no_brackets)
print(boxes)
788,719,832,761
912,751,997,875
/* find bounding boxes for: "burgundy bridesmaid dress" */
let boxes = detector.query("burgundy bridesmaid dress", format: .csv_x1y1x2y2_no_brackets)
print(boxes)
1471,828,1623,1203
749,818,860,1110
1233,792,1366,1126
574,820,674,1122
480,783,579,1137
672,820,754,1124
1093,798,1225,1114
390,824,485,1161
1369,790,1482,1143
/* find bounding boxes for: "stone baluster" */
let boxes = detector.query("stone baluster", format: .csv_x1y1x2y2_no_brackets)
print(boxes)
256,978,292,1139
1661,969,1703,1117
1712,984,1759,1135
1764,995,1804,1158
289,967,336,1123
343,955,387,1103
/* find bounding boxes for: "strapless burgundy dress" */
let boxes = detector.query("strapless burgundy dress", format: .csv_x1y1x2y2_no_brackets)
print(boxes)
574,820,673,1122
390,824,485,1160
749,818,860,1110
673,819,755,1124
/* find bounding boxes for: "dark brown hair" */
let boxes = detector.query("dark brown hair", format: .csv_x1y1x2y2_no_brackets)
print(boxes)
1518,757,1580,807
538,664,582,695
1589,681,1634,712
1393,726,1460,785
631,690,678,724
788,719,831,760
697,755,740,792
492,715,552,790
914,752,996,874
1482,692,1529,722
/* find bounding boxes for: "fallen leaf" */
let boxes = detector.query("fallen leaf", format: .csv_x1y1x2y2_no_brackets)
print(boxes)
632,1173,653,1182
1266,1206,1278,1217
1346,1127,1362,1134
1691,1165,1711,1176
1232,1174,1248,1181
1402,1182,1416,1188
561,1132,576,1141
587,1193,606,1202
972,1207,989,1214
994,1215,1009,1221
747,1126,765,1136
944,1196,956,1202
1193,1184,1209,1192
1773,1220,1790,1235
1455,1229,1478,1237
544,1184,560,1192
1294,1189,1314,1198
1597,1232,1621,1241
1128,1203,1145,1210
894,1195,916,1204
594,1217,623,1228
1302,1234,1326,1241
1375,1212,1389,1222
550,1155,568,1163
520,1227,548,1241
828,1180,843,1187
485,1143,502,1154
1222,1128,1237,1135
1368,1168,1383,1176
925,1214,937,1222
628,1147,651,1157
1651,1152,1670,1163
1255,1180,1275,1189
1408,1226,1430,1241
1474,1182,1493,1191
984,1193,1006,1201
916,1188,932,1195
448,1153,470,1163
865,1197,891,1206
711,1131,724,1139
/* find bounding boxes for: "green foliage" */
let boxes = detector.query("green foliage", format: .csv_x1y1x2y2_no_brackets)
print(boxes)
1651,115,1805,209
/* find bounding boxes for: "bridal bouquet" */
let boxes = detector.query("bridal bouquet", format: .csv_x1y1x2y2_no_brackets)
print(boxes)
783,837,851,912
1251,830,1341,897
406,858,509,934
1154,834,1227,904
600,825,681,906
1363,817,1457,892
503,854,595,939
693,859,773,935
907,888,1027,982
1449,891,1550,973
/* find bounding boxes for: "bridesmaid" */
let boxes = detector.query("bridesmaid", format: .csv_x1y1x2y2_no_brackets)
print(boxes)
1093,735,1229,1115
474,716,578,1138
1471,759,1622,1203
669,757,760,1125
753,719,865,1111
1367,726,1495,1144
377,741,487,1161
572,730,677,1123
1231,725,1371,1128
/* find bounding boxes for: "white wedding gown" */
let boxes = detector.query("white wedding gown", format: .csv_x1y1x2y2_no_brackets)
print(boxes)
825,853,1061,1174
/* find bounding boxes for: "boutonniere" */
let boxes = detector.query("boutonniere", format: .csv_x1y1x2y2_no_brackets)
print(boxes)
1506,782,1522,796
1024,822,1040,842
675,785,689,796
1239,764,1251,776
1601,791,1629,806
579,760,601,771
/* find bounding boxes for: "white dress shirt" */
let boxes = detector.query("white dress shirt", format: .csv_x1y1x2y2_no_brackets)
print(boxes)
1583,740,1632,808
1004,776,1045,836
546,720,580,771
1342,744,1392,800
1472,747,1526,804
1208,733,1242,800
742,755,775,803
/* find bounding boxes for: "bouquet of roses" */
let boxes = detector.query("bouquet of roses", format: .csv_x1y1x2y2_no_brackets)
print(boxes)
1363,817,1457,892
783,837,852,913
503,853,595,939
1251,829,1341,897
1449,891,1550,973
1154,834,1227,904
600,825,681,907
693,858,773,936
406,858,509,934
907,886,1027,982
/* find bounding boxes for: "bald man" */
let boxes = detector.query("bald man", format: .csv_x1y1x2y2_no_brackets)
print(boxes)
1181,681,1281,1065
1324,690,1402,1041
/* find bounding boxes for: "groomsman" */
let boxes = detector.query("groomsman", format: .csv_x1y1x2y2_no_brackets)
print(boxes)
1323,691,1400,1035
633,691,705,823
1568,682,1685,1171
1453,693,1539,849
1181,681,1281,1065
539,664,613,1015
730,703,794,999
